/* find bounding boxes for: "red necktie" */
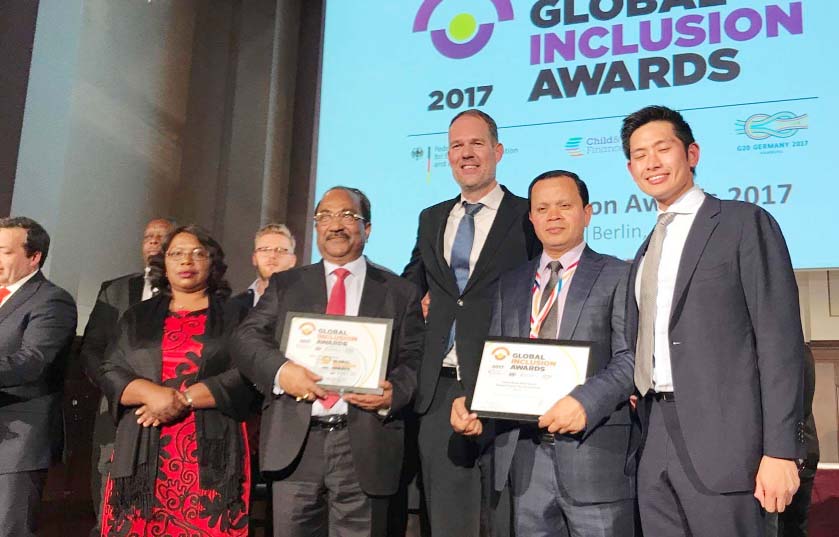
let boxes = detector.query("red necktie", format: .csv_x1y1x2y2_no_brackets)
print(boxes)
0,287,10,305
321,268,350,409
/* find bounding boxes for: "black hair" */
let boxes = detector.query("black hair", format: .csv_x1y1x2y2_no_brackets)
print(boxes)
0,216,50,267
527,170,589,207
318,186,372,223
620,105,697,173
147,224,231,299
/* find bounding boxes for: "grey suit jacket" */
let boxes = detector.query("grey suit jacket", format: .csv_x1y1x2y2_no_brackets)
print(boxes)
491,247,636,504
232,260,425,496
0,271,77,474
626,196,806,493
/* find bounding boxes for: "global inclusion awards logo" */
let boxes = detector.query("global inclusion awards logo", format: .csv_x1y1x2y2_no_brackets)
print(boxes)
413,0,514,59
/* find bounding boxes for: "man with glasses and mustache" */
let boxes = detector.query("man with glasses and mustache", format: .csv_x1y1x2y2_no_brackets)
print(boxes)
233,186,425,537
232,223,297,310
79,216,175,536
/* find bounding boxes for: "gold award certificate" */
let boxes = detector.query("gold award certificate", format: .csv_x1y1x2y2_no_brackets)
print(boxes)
280,312,393,395
470,337,591,421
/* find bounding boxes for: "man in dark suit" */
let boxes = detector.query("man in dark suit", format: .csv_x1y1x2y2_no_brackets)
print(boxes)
230,223,297,311
621,105,805,536
452,171,635,536
79,216,174,531
233,186,425,537
402,109,540,536
0,217,76,537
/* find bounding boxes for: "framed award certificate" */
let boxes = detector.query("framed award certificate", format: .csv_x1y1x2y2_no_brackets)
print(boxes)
279,312,393,395
470,337,591,421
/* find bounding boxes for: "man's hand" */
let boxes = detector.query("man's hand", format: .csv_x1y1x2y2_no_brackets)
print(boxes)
421,292,430,320
343,380,393,411
135,385,188,427
538,395,587,434
278,362,327,401
754,455,800,513
450,396,482,436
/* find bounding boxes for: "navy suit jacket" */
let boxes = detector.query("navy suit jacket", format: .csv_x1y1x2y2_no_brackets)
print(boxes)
491,247,636,504
627,196,806,493
0,271,76,474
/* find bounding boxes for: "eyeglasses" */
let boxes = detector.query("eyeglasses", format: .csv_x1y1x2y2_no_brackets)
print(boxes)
254,246,292,256
313,210,366,225
166,248,210,261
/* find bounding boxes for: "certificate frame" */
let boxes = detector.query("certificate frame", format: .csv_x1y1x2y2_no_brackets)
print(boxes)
279,312,393,395
470,336,592,421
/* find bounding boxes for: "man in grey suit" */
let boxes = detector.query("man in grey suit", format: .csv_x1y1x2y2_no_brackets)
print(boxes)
452,171,636,537
79,216,173,532
0,217,76,537
233,187,425,537
622,105,805,536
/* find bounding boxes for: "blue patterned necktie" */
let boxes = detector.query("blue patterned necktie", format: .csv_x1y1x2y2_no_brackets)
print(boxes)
446,201,483,353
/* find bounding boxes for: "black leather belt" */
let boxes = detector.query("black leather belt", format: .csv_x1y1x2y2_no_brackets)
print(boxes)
310,415,347,431
653,391,676,402
439,366,458,379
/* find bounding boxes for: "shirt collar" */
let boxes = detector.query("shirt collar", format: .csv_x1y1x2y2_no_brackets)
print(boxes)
4,268,39,294
538,241,586,274
459,182,504,212
660,186,705,216
323,255,367,278
248,279,260,293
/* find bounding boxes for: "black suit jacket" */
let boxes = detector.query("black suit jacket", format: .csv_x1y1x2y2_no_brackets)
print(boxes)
627,196,806,493
491,248,636,503
232,260,425,496
402,186,539,412
0,271,77,473
230,289,256,313
79,273,143,389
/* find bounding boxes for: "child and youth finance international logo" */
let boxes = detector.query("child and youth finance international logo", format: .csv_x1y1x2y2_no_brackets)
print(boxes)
413,0,514,59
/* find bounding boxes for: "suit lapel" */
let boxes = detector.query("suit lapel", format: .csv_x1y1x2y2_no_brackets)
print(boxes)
0,272,44,325
358,263,388,318
559,247,605,340
669,196,721,329
128,274,144,305
434,197,461,296
304,262,328,314
513,259,540,337
464,187,519,295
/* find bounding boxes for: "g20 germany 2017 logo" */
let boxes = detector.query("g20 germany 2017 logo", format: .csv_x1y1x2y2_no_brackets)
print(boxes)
413,0,514,59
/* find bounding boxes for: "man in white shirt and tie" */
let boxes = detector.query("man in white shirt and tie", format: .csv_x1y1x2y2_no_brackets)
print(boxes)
233,187,425,537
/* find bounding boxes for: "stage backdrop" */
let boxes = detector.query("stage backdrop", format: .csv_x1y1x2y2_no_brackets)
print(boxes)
314,0,833,271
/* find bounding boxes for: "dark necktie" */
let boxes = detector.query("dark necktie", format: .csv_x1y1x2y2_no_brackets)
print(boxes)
635,212,676,395
447,202,483,353
538,261,563,339
322,268,350,409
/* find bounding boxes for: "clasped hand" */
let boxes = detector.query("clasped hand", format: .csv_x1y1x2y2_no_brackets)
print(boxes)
135,385,189,428
279,362,392,411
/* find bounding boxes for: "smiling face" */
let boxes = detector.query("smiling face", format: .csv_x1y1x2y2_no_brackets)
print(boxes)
314,189,370,265
529,176,591,259
627,120,699,210
164,232,210,294
448,114,503,201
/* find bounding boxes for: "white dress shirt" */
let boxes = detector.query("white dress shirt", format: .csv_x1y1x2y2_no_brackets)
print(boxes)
534,241,586,339
635,186,706,392
248,279,261,307
141,266,154,301
0,269,39,307
442,182,504,369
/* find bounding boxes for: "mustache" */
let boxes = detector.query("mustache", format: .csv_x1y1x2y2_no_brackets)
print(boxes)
326,231,350,240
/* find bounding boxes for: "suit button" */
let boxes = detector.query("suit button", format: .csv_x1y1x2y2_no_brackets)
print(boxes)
457,299,464,306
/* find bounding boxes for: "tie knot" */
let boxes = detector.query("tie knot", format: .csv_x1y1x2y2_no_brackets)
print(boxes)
657,212,676,227
333,268,350,281
547,260,562,274
463,202,484,217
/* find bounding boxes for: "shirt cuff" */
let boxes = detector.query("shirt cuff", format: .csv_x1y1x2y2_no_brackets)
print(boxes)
272,362,289,395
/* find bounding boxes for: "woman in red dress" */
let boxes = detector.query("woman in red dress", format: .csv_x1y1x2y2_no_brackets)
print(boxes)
99,225,252,536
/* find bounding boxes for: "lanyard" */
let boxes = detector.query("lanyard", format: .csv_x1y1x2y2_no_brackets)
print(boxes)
529,260,578,338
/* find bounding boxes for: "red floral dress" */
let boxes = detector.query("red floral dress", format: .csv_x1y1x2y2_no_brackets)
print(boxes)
101,311,251,536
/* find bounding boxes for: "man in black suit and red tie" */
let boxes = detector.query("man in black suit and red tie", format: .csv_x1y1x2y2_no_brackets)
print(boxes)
79,216,174,533
0,217,76,537
402,109,540,536
233,186,425,537
622,105,806,537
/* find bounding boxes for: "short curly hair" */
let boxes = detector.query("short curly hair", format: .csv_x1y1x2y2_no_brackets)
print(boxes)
147,225,231,299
